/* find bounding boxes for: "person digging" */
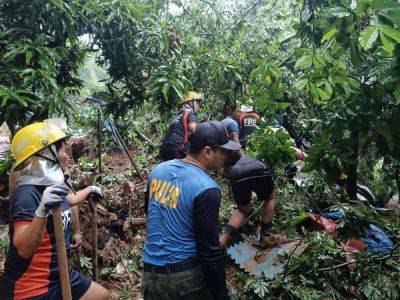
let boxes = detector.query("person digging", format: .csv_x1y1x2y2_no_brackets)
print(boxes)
142,121,241,300
219,150,276,249
219,108,276,249
0,121,109,300
159,91,203,161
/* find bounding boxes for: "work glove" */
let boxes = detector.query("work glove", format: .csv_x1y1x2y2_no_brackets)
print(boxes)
35,184,69,218
90,185,103,197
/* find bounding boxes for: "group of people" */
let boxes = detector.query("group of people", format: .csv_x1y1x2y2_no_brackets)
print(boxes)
0,91,292,299
143,92,278,299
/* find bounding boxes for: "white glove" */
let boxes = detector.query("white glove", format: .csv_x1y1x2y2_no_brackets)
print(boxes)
35,184,69,218
90,185,103,197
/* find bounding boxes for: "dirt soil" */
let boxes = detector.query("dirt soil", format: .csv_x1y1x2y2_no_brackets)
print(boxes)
67,137,148,299
252,233,293,249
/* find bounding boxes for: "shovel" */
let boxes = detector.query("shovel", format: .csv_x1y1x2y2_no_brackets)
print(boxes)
90,194,100,282
53,205,72,300
227,236,308,278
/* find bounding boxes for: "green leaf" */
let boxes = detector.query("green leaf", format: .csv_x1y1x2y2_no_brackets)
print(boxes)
310,86,321,104
162,83,169,101
350,39,361,67
379,11,400,26
358,25,379,50
155,77,168,84
317,87,330,101
25,50,32,65
350,0,357,10
380,30,395,54
395,86,400,102
324,82,333,98
322,28,339,42
328,7,351,18
295,55,313,69
276,102,291,110
294,79,308,90
379,24,400,42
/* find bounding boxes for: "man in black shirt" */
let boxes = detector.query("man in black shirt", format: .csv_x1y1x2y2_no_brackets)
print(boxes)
219,153,275,249
159,91,203,161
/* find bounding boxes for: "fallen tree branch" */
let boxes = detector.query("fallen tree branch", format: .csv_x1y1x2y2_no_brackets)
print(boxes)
135,130,152,144
319,254,400,272
390,241,400,256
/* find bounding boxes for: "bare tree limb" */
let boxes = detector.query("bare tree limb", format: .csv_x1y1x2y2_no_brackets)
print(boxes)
319,254,400,272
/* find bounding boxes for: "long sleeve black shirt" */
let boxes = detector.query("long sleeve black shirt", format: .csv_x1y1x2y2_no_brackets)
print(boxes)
193,188,229,299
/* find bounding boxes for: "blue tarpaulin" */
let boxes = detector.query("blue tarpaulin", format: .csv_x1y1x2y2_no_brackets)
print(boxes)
362,225,394,254
322,211,345,221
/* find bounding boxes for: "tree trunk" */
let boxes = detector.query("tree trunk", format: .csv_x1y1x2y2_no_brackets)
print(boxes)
395,166,400,196
347,130,359,200
6,120,16,138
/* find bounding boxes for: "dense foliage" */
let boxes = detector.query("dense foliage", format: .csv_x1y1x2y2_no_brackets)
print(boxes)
1,0,400,298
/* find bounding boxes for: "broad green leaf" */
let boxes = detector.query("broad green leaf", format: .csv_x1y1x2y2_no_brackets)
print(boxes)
276,102,291,110
13,94,28,107
295,55,313,69
350,0,357,10
294,79,308,90
324,82,333,98
322,28,339,42
380,31,395,54
371,0,384,10
317,87,330,101
358,25,379,50
379,24,400,42
155,77,168,84
379,12,400,26
162,83,169,101
25,51,32,65
171,84,183,100
310,85,321,104
1,96,9,107
328,7,351,18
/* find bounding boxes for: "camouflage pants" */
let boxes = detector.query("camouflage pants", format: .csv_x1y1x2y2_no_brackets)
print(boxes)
141,265,213,300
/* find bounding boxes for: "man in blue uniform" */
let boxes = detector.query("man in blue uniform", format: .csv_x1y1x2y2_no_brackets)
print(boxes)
143,121,241,300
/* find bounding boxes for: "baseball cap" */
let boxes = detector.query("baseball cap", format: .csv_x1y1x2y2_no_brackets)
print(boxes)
189,121,242,151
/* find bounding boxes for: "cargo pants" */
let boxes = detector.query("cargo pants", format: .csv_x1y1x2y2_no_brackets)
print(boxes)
141,265,213,300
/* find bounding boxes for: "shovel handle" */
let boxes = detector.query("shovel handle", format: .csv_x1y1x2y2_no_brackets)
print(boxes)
53,205,72,300
90,196,99,282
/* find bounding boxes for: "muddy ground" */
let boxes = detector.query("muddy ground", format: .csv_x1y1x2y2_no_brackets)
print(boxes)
0,135,245,299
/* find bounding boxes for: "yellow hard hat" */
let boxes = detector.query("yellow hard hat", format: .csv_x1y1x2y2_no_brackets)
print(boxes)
180,91,203,105
11,121,67,169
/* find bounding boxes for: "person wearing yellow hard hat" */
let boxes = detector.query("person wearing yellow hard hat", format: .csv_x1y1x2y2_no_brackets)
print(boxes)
0,119,109,300
159,91,203,161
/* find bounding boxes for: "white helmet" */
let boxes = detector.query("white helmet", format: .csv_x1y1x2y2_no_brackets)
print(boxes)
240,104,253,112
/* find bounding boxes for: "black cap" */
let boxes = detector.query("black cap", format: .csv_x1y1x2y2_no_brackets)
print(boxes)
189,121,242,151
